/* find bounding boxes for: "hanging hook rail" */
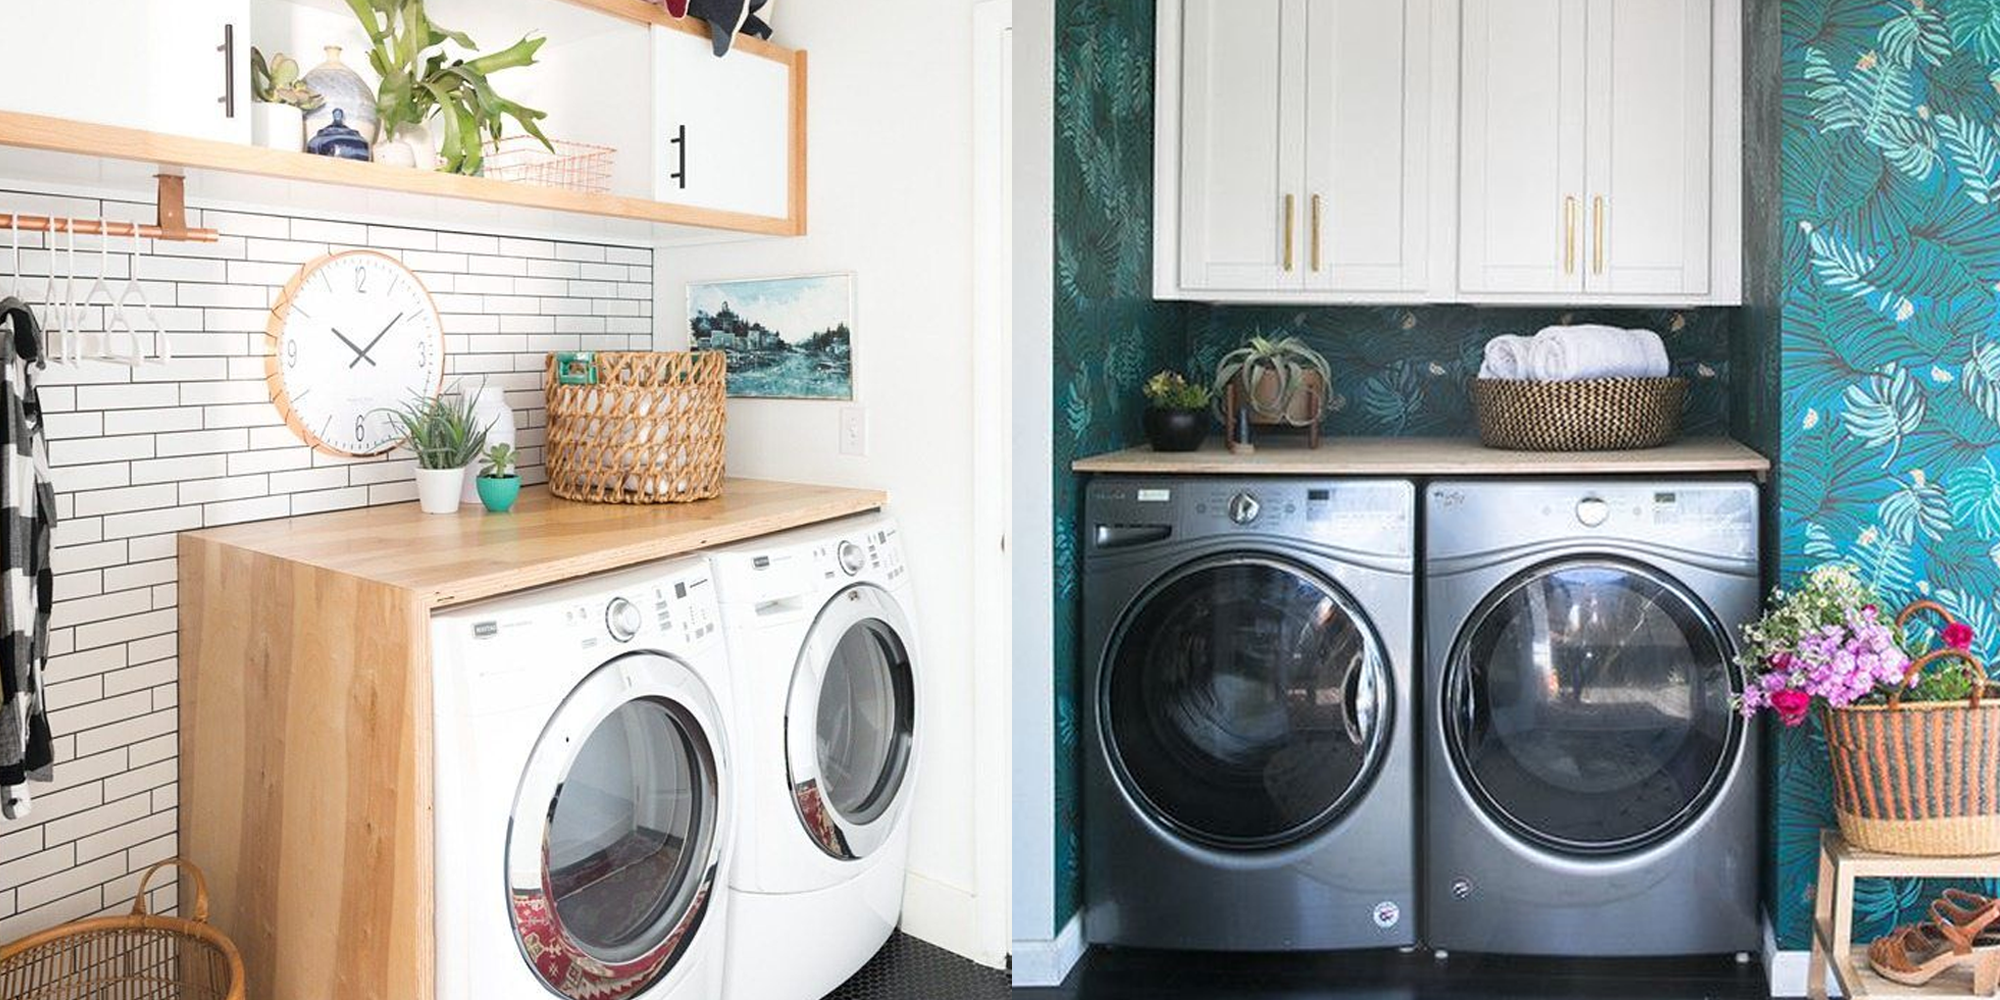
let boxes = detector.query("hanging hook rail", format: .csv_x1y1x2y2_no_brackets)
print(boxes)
0,174,217,243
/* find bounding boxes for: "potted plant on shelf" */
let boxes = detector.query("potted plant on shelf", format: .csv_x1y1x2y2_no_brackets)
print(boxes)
1212,334,1332,450
1141,370,1213,453
476,442,521,513
382,388,489,514
342,0,553,173
1738,564,2000,855
249,48,323,152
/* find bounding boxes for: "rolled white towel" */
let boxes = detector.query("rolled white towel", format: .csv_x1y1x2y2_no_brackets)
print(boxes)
1529,325,1670,381
1478,335,1534,379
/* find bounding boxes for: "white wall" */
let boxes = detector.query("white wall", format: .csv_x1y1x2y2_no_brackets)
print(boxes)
651,0,1007,969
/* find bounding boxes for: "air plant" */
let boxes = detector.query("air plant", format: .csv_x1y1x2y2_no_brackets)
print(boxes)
1211,334,1333,426
379,386,490,470
250,48,325,111
342,0,553,175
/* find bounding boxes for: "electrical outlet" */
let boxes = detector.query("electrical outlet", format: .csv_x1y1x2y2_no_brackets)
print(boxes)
839,406,866,457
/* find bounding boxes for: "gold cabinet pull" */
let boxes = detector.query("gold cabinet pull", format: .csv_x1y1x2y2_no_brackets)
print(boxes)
1283,193,1296,272
1563,195,1577,275
1310,194,1323,272
1592,195,1605,274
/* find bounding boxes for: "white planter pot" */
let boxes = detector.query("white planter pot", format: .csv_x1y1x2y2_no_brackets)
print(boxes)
414,466,468,514
375,123,438,171
252,103,304,152
462,386,518,503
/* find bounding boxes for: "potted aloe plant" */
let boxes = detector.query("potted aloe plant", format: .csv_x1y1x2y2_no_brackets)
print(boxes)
249,48,323,152
1212,333,1333,428
382,388,489,514
476,442,521,513
1142,370,1213,452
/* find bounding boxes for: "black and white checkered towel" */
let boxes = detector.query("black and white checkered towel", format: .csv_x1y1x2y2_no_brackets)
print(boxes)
2,296,55,818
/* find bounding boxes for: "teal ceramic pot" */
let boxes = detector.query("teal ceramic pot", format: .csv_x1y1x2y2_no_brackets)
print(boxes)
477,475,521,513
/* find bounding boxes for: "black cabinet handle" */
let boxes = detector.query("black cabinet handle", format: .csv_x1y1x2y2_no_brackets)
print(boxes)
669,124,687,189
217,23,236,118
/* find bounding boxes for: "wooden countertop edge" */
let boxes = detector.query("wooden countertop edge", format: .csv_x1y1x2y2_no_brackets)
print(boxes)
1071,437,1773,480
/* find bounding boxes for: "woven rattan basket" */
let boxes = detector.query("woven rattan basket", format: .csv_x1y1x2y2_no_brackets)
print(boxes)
544,351,726,504
1822,600,2000,856
1471,377,1688,451
0,859,245,1000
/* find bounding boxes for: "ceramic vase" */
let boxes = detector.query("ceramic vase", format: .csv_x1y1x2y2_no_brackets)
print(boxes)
476,476,522,513
415,466,467,514
251,103,305,152
302,46,378,145
462,385,517,503
1143,407,1209,452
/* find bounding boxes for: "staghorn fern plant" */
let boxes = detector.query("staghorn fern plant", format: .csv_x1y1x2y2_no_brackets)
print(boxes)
1212,334,1333,427
380,386,490,470
342,0,552,175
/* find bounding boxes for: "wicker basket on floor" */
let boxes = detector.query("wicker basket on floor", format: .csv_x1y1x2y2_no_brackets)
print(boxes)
544,351,726,504
0,858,245,1000
1471,377,1688,451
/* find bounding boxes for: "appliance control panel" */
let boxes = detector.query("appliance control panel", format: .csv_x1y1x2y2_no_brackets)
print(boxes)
456,562,720,669
1427,481,1758,560
732,521,909,604
1086,478,1414,553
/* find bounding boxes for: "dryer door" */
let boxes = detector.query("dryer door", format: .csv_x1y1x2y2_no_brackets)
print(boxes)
1099,554,1391,851
786,583,918,860
507,652,727,1000
1444,558,1742,855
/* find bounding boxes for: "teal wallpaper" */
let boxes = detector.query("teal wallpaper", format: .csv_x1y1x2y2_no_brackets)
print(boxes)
1772,0,2000,950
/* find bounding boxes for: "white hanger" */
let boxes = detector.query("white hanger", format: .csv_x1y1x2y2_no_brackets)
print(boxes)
77,222,141,367
60,223,83,365
114,225,168,364
36,222,64,362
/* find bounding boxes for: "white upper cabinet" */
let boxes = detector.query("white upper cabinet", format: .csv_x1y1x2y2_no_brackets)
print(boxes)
652,26,796,223
1157,0,1741,306
2,0,252,145
1160,0,1437,301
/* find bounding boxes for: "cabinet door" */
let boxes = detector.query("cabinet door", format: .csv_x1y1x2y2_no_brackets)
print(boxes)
1,1,251,144
653,27,794,220
1302,0,1432,294
1583,0,1712,296
1177,0,1309,291
1457,0,1587,296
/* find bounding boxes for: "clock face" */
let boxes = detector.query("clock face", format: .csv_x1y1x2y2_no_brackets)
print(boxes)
266,251,445,457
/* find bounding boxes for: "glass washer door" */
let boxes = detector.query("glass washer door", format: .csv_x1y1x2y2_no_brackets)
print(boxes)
786,584,918,860
507,653,727,1000
1099,554,1391,851
1444,559,1743,855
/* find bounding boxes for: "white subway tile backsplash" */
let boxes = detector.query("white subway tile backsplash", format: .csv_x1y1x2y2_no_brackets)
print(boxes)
0,188,649,940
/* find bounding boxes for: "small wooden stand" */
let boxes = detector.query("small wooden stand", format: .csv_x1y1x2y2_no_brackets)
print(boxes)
1808,830,2000,999
1223,381,1323,452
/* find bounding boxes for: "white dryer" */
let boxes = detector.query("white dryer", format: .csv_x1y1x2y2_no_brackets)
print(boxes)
707,512,920,1000
431,556,734,1000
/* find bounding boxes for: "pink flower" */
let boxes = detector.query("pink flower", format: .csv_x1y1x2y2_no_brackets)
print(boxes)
1945,622,1975,651
1771,689,1813,728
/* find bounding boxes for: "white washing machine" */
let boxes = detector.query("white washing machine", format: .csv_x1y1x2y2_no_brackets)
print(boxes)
431,556,735,1000
707,512,920,1000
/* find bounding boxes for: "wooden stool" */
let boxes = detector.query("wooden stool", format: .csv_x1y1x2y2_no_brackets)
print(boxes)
1809,829,2000,998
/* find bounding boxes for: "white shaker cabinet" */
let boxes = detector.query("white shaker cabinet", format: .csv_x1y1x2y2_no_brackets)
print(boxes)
652,26,799,224
1159,0,1440,302
1458,0,1737,304
1,0,252,145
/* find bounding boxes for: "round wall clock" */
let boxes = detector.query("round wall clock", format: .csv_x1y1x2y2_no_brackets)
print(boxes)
265,250,445,457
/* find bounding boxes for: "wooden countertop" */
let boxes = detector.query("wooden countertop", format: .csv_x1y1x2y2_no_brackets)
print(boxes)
1073,436,1771,479
182,477,886,609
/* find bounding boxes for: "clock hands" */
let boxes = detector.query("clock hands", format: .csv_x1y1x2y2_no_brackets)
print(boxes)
349,312,404,369
330,326,374,366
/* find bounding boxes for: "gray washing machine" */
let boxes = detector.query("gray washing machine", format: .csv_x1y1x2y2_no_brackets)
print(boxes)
1082,477,1416,950
1423,480,1761,956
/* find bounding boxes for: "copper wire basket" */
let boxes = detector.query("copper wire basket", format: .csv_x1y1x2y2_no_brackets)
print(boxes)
0,858,246,1000
482,136,617,193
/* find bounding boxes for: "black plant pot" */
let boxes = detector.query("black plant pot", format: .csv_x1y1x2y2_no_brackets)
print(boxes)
1144,407,1209,452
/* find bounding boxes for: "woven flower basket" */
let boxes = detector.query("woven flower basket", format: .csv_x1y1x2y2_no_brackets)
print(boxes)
1823,600,2000,856
0,859,245,1000
543,351,726,504
1471,377,1687,451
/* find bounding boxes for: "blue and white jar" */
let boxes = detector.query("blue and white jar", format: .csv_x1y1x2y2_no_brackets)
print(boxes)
302,46,378,145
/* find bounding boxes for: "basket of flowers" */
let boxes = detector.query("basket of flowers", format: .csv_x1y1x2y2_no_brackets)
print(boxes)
1738,564,2000,856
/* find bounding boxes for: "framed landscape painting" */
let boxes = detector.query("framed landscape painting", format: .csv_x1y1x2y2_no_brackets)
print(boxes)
687,273,855,400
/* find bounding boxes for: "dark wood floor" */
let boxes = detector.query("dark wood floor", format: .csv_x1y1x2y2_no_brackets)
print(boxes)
1014,948,1776,1000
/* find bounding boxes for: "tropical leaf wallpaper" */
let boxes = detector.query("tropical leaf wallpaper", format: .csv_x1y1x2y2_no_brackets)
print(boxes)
1772,0,2000,951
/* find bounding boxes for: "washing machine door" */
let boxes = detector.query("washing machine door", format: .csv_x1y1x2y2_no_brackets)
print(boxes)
1444,558,1742,855
786,583,918,860
1099,554,1391,851
506,652,727,1000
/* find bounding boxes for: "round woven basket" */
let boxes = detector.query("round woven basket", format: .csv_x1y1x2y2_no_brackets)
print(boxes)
1471,377,1688,451
1823,600,2000,856
544,351,726,504
0,859,245,1000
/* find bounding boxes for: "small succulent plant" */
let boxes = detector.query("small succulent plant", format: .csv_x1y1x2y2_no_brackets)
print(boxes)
251,48,325,111
480,442,518,479
1143,370,1213,411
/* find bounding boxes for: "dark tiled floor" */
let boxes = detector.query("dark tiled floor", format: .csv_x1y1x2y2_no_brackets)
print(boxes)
823,931,1011,1000
1014,948,1774,1000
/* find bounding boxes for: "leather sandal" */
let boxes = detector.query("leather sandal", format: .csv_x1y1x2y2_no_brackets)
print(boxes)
1935,889,2000,948
1867,895,2000,992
